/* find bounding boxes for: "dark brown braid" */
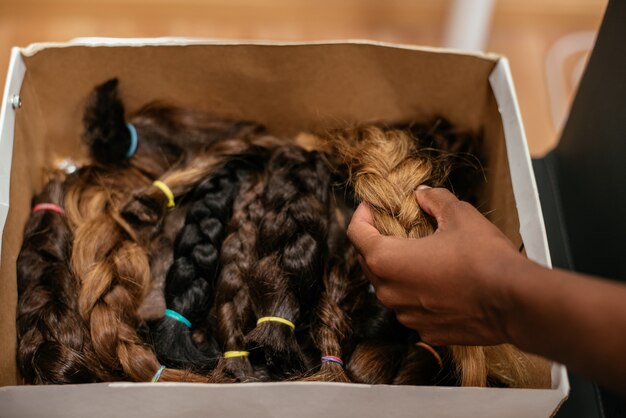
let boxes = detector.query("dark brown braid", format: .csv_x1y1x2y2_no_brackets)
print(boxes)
16,177,107,383
210,173,268,382
243,145,332,380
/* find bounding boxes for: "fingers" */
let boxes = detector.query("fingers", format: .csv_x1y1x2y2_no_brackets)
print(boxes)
414,187,461,227
393,309,501,346
347,203,383,257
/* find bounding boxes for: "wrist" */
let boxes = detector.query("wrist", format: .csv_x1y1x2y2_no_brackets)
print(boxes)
496,254,546,348
479,247,535,345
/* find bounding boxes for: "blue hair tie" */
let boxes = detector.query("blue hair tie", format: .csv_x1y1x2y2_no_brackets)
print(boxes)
164,309,192,328
126,122,138,159
151,365,166,382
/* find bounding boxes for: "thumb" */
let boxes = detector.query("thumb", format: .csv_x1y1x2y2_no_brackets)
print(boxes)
414,186,461,228
347,203,383,256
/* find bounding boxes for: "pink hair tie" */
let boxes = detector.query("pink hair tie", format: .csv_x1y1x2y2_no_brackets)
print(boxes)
32,203,65,215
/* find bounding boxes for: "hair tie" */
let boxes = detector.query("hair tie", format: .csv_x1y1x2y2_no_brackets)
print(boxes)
164,309,192,328
223,351,250,359
151,365,166,382
415,342,443,369
32,203,65,215
126,122,138,159
256,316,295,330
321,355,344,367
152,180,175,208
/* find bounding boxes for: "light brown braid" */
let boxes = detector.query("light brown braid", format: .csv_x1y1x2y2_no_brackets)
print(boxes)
328,125,531,387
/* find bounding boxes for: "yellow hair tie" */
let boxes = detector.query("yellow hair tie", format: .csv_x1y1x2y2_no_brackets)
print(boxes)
256,316,295,330
223,351,250,359
152,180,175,208
415,342,443,369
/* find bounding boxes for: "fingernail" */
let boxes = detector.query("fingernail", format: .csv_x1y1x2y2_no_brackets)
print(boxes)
417,185,431,191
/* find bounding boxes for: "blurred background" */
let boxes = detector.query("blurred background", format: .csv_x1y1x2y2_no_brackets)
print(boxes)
0,0,607,156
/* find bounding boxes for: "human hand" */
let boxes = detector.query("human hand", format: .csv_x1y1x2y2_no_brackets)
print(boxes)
346,186,530,346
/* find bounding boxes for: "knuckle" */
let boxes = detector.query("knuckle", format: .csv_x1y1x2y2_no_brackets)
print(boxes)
374,285,394,307
395,311,411,326
346,221,358,241
424,335,445,345
456,200,475,214
364,244,388,277
419,329,434,343
430,189,455,213
419,328,446,345
429,187,449,197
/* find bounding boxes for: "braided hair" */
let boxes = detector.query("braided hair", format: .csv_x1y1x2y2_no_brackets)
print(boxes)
243,145,332,380
151,147,273,373
16,177,106,383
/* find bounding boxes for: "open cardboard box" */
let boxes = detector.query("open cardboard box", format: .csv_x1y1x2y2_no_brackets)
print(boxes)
0,39,569,418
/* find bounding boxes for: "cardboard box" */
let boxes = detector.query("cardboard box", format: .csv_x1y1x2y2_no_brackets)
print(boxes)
0,38,569,418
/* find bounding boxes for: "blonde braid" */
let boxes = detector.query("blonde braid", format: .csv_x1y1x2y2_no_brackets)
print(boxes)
329,125,529,387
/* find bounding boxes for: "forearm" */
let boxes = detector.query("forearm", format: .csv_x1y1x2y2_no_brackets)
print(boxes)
503,257,626,392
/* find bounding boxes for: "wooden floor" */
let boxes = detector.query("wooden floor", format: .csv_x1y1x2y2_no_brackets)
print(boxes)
0,0,607,156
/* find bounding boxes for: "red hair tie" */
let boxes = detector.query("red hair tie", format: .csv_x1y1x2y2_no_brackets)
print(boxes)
32,203,65,215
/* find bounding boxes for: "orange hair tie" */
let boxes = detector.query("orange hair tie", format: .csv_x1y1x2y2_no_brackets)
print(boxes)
415,341,443,369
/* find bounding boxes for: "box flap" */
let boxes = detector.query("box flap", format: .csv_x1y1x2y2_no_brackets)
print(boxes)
0,381,568,418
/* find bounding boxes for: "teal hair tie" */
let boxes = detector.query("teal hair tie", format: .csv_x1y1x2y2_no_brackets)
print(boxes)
126,122,138,159
152,365,166,382
164,309,192,328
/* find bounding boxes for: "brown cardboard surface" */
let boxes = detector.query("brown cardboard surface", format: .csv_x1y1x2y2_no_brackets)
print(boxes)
480,91,523,249
18,42,518,241
0,40,561,417
22,43,496,142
